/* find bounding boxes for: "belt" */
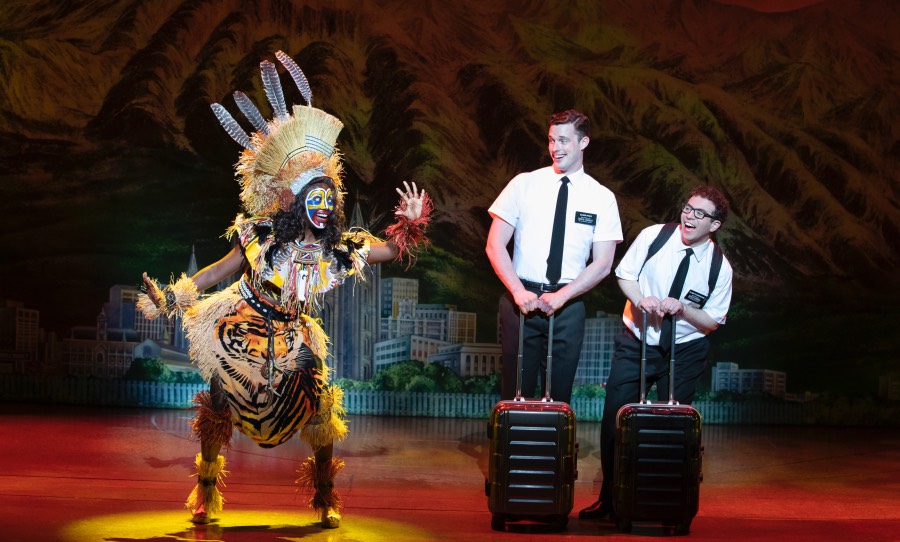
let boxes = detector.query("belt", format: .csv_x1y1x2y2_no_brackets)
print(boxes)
520,279,568,293
239,278,296,322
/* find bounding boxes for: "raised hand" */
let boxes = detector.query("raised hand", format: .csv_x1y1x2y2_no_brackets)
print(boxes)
395,181,426,221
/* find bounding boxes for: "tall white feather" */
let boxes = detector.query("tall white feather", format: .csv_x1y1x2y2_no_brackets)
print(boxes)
275,50,313,106
234,91,269,135
210,103,252,149
260,60,288,121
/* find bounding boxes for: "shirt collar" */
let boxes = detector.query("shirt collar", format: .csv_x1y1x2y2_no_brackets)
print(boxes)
673,225,713,262
557,167,584,184
688,239,713,262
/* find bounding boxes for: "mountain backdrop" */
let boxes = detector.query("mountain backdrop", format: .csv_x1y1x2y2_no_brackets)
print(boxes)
1,0,898,394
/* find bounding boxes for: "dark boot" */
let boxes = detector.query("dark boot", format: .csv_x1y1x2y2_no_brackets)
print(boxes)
578,498,613,520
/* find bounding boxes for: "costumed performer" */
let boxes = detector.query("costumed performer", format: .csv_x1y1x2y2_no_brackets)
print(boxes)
138,51,432,529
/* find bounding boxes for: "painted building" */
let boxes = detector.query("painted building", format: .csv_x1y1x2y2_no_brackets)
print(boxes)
373,334,451,371
428,343,502,378
711,361,787,397
0,300,41,373
380,277,419,319
320,201,381,381
574,311,620,385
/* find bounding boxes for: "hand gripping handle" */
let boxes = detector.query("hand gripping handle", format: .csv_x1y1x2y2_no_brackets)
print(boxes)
639,308,679,405
515,312,555,402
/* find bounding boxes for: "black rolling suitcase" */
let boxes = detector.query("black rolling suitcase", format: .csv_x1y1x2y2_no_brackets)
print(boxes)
486,313,577,531
613,312,702,535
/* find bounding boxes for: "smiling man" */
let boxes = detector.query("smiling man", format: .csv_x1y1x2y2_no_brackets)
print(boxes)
578,184,734,521
486,109,622,405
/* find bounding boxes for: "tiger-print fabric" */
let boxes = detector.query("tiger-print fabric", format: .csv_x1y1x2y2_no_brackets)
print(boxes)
210,299,325,447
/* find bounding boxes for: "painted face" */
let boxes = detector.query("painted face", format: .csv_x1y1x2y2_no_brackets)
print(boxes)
548,122,588,174
305,185,335,229
680,195,721,246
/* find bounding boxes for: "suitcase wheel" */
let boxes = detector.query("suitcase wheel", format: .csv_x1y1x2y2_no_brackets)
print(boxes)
616,515,632,533
675,521,691,536
490,514,506,531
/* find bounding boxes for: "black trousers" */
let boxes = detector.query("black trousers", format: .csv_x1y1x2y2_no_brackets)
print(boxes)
498,290,585,405
597,330,709,503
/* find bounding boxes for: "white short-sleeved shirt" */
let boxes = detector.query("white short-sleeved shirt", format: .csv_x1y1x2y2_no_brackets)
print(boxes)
615,223,733,345
488,166,623,284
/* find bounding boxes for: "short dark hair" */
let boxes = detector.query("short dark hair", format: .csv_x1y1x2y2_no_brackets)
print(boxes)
549,109,590,140
690,185,729,223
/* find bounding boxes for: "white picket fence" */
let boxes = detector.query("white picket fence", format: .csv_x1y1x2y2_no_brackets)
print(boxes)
0,374,822,424
0,374,205,408
341,391,816,425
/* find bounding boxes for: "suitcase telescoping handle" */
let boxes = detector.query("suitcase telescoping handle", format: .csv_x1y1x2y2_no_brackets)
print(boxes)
639,308,678,406
515,311,555,402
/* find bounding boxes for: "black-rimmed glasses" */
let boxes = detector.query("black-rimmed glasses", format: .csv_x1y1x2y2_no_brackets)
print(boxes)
682,203,718,220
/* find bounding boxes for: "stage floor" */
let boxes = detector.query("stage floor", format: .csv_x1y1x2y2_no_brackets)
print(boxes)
1,402,898,541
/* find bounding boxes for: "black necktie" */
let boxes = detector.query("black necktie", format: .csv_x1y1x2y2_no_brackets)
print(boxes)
545,176,569,284
660,247,693,348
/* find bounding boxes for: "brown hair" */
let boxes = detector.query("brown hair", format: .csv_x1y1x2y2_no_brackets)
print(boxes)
690,185,729,223
549,109,590,140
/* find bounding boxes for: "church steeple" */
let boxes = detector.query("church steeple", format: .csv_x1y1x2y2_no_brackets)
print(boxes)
349,195,368,229
187,245,199,277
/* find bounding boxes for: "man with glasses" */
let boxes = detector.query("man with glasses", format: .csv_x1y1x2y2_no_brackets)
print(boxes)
579,184,733,520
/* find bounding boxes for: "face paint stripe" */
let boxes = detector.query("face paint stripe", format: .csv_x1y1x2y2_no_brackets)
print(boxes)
305,187,334,229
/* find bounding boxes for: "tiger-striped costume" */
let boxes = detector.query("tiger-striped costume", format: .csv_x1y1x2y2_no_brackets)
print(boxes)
137,50,430,528
182,214,378,448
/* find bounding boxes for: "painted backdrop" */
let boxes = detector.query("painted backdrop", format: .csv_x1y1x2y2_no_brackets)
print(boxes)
1,0,898,396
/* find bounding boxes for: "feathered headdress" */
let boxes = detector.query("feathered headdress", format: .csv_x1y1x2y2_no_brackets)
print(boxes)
211,51,345,217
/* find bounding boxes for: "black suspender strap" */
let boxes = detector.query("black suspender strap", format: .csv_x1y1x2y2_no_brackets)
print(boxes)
638,222,679,277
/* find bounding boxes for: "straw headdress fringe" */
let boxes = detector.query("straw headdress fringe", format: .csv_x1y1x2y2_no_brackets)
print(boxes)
236,105,345,217
209,52,347,218
252,106,343,177
185,453,227,516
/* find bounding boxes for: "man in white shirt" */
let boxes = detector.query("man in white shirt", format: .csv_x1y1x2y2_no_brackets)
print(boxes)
579,185,733,520
486,109,623,404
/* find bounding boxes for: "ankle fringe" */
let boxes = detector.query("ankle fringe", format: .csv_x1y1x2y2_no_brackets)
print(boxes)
296,456,345,512
185,453,227,516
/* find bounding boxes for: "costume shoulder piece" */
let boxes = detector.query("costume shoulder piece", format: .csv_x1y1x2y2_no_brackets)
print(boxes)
331,228,382,280
225,216,379,314
225,214,274,276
